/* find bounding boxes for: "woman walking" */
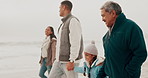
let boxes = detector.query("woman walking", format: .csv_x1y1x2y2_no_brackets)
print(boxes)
39,26,57,78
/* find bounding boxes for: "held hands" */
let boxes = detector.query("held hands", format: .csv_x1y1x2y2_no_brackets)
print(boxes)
66,62,74,71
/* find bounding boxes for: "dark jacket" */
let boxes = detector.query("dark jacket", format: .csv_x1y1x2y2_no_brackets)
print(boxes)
97,13,147,78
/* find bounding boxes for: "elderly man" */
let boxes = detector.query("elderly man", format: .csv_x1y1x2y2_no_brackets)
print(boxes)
97,1,147,78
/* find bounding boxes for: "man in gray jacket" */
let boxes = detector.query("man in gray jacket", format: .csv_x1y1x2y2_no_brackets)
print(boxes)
48,1,83,78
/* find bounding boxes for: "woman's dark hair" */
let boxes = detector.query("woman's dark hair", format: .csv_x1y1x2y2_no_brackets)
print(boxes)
47,26,57,40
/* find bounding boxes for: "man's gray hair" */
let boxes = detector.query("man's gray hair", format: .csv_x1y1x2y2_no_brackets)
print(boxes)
100,1,122,15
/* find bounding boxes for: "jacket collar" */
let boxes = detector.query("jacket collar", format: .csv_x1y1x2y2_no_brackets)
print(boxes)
112,13,127,33
61,13,72,23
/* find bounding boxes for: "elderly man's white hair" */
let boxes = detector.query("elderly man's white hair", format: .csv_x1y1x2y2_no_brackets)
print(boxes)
100,1,122,15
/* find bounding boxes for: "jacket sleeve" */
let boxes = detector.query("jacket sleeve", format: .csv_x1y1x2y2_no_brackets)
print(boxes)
97,59,107,78
74,66,85,73
74,62,86,73
69,18,82,61
126,25,147,76
51,39,57,64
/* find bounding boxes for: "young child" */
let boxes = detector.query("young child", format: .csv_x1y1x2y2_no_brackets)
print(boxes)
74,41,104,78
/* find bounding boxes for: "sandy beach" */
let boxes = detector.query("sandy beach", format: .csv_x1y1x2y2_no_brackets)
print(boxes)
0,41,147,78
0,0,148,77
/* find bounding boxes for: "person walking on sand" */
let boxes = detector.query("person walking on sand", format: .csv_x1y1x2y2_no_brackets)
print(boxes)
97,1,147,78
48,0,83,78
39,26,57,78
74,41,106,78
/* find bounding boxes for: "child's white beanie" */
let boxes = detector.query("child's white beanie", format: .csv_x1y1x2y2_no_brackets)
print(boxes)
84,40,98,55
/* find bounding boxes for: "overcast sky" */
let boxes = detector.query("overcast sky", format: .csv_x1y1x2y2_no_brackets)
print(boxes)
0,0,148,42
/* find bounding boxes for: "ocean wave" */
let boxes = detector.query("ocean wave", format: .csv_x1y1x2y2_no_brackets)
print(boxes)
0,41,42,46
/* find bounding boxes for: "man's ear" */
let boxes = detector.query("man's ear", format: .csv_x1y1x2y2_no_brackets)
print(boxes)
62,5,66,10
111,10,117,18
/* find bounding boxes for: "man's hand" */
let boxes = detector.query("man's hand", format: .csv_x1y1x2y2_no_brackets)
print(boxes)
66,62,74,71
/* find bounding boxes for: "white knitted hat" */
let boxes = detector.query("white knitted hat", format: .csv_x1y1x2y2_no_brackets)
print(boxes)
84,40,98,55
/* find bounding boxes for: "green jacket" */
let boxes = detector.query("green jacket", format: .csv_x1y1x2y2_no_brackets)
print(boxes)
97,13,147,78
